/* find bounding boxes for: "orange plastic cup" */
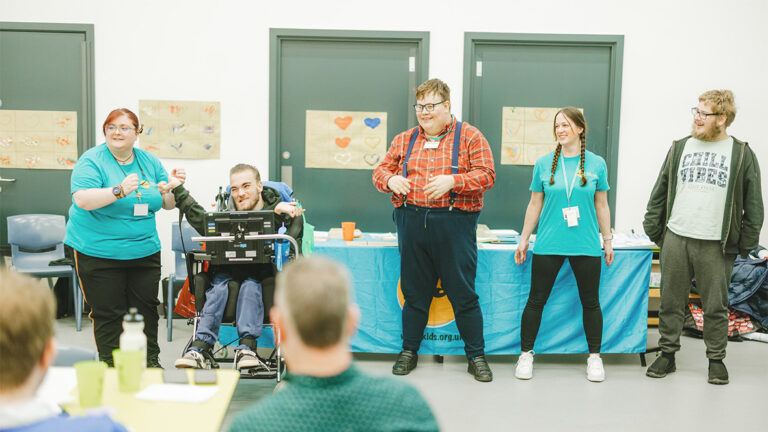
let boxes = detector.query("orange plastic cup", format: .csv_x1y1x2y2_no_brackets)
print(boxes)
342,222,355,241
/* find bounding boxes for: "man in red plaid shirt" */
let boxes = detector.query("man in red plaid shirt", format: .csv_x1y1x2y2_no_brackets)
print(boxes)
372,78,495,382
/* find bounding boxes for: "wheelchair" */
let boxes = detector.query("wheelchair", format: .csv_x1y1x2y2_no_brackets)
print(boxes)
179,209,302,382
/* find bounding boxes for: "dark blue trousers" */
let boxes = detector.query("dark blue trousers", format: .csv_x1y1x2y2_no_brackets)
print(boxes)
394,205,485,359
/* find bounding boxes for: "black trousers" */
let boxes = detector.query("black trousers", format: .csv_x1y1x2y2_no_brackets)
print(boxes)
520,254,603,353
394,205,485,359
73,250,161,363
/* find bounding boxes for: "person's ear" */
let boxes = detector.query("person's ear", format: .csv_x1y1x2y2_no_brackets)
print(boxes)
717,115,727,128
346,305,360,338
271,306,286,343
40,338,57,370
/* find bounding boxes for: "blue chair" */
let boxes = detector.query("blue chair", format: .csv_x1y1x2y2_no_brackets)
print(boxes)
7,214,83,331
167,220,202,341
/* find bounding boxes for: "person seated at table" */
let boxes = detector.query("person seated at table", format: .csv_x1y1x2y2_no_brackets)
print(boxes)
0,270,128,432
170,163,304,370
229,256,438,431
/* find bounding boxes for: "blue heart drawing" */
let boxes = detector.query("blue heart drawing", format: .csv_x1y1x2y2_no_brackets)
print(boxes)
364,118,381,129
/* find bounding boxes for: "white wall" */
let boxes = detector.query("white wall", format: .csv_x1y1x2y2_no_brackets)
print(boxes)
3,0,767,276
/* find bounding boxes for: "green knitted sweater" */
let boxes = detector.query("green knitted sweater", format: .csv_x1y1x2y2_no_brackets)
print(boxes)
229,365,439,432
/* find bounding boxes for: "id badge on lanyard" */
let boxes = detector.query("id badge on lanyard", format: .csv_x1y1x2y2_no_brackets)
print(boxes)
561,156,580,228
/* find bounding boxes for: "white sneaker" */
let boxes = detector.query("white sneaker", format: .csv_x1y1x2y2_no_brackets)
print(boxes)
235,349,260,370
174,349,206,369
515,351,534,380
587,356,605,382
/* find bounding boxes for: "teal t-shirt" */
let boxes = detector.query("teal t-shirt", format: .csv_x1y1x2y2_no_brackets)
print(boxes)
64,143,168,259
530,149,609,257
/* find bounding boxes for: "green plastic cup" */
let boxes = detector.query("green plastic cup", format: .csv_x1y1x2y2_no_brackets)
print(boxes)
74,360,107,408
113,349,144,393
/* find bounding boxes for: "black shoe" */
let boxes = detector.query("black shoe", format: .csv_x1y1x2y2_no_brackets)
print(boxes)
646,354,675,378
147,356,163,369
468,355,493,382
392,350,418,375
708,360,729,385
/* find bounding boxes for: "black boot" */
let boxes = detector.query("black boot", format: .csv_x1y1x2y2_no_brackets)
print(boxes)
392,350,418,375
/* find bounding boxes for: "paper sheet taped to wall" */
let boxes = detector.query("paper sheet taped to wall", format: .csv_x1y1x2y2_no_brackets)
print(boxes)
139,100,220,159
500,106,583,166
0,110,78,169
305,110,387,170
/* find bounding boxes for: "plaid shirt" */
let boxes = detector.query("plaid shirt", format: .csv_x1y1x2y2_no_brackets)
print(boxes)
373,117,495,211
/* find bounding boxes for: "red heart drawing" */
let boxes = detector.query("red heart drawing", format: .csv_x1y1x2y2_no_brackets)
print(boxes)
334,116,353,130
335,137,351,148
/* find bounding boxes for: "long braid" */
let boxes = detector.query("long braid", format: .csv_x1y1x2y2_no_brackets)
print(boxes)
579,135,587,186
549,144,562,185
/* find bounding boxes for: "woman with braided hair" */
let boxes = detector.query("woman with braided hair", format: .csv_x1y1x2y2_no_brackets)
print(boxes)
513,107,614,382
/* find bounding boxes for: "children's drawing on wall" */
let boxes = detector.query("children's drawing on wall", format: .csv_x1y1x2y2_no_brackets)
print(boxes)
500,106,583,165
139,100,221,159
305,110,387,170
0,110,78,169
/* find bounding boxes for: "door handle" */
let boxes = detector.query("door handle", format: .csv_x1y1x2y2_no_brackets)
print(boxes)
0,178,16,182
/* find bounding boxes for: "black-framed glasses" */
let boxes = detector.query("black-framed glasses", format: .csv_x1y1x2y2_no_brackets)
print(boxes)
414,101,447,113
691,107,721,119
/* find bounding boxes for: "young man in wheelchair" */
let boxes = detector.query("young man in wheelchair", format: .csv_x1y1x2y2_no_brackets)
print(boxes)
167,163,303,370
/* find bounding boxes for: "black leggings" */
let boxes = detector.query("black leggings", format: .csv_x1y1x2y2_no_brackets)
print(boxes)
520,254,603,353
73,250,161,364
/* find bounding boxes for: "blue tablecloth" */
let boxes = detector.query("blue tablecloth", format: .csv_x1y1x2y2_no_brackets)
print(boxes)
312,237,651,355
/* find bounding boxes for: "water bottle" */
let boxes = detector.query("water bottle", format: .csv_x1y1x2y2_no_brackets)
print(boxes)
275,223,290,271
120,307,147,366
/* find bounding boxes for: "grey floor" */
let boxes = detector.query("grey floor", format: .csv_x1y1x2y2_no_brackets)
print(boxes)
54,312,768,432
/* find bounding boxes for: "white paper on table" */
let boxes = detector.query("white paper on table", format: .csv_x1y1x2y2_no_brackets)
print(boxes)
37,367,77,405
609,232,655,249
134,384,219,403
490,229,519,236
478,243,517,250
313,231,329,239
368,232,397,241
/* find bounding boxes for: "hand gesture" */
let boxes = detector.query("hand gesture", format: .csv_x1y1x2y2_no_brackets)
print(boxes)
424,175,455,200
275,202,305,218
158,168,186,194
604,241,614,266
514,239,529,265
170,168,186,184
121,173,139,195
387,175,411,196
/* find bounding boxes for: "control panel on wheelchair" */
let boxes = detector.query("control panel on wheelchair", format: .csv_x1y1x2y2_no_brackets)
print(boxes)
189,210,300,266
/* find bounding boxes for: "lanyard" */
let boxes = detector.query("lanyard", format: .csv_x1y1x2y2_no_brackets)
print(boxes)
112,150,150,200
560,155,579,206
112,149,147,179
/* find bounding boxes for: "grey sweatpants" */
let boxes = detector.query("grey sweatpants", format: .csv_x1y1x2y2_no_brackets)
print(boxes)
658,230,736,360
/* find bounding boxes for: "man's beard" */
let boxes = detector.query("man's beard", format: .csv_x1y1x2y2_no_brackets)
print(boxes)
691,122,725,141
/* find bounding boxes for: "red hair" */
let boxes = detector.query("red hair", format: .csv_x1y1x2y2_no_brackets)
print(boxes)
102,108,142,135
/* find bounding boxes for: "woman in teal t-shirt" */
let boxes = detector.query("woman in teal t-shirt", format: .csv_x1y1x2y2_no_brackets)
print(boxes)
64,108,184,367
513,107,614,382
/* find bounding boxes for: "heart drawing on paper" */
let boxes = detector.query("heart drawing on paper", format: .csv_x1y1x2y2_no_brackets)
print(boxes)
334,152,352,165
364,117,381,129
505,120,522,137
364,136,381,149
335,137,351,148
363,153,380,166
334,116,353,130
534,109,549,121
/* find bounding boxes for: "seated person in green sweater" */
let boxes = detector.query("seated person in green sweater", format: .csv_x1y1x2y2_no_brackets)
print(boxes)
229,256,439,432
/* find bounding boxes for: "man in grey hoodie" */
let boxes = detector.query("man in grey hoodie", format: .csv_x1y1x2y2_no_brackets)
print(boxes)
643,89,763,385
